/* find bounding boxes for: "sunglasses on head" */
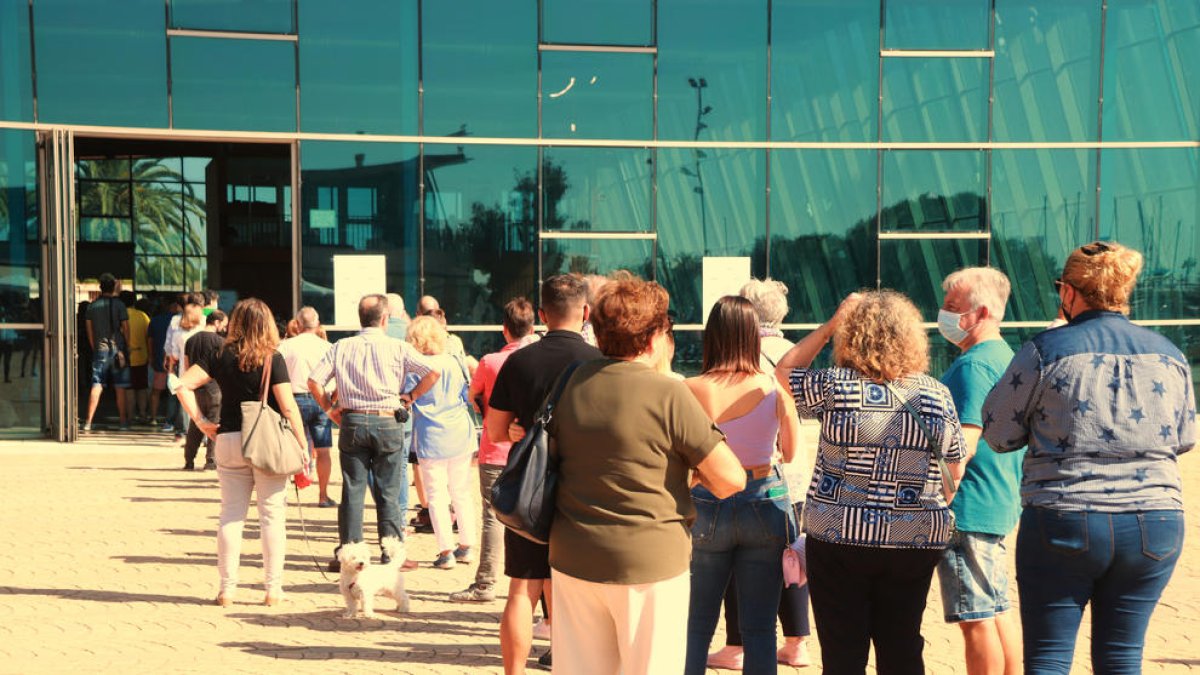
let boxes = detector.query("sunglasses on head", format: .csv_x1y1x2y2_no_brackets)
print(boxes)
1080,241,1112,256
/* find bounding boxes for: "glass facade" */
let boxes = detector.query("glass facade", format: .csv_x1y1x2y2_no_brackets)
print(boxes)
0,1,1198,437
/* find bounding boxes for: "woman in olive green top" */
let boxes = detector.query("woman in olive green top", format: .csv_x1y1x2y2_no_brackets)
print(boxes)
548,276,746,675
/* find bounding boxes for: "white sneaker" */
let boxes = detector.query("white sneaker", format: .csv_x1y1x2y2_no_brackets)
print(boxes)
532,616,551,641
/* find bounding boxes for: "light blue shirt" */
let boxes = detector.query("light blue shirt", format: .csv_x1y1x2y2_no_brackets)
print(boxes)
407,353,475,460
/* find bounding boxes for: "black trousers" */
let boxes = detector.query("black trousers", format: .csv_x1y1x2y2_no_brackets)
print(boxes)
184,389,221,464
806,537,943,675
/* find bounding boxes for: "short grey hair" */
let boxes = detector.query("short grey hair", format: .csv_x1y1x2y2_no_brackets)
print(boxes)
942,267,1011,321
296,306,319,331
739,278,789,327
385,293,406,316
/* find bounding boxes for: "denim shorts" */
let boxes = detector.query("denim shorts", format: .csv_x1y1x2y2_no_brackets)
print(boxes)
295,393,333,448
937,529,1013,623
90,347,131,388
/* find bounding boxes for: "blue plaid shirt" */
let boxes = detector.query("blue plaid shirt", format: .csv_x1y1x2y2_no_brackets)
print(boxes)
981,311,1194,512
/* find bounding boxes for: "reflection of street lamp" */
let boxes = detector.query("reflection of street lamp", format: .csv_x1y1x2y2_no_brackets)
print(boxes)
687,77,713,245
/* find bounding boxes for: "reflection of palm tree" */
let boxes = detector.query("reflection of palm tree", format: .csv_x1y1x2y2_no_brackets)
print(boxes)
76,158,206,285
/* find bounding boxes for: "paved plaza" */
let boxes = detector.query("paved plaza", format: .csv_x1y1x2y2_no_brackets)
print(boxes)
0,432,1196,674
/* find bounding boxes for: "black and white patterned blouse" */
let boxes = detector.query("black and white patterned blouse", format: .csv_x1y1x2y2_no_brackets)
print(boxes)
789,367,965,549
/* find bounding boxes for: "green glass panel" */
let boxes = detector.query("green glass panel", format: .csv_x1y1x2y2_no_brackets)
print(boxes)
1103,0,1200,141
541,147,652,232
1152,325,1200,390
136,255,186,289
34,0,168,127
993,0,1101,142
0,328,44,438
78,180,131,219
657,149,765,324
1100,148,1200,321
542,0,652,46
184,256,207,291
459,331,507,363
768,150,876,323
423,146,537,326
671,330,702,377
171,37,295,131
771,0,878,142
80,217,132,243
299,0,416,134
882,58,988,142
541,51,652,140
0,0,33,122
882,151,986,232
991,150,1096,323
884,0,990,51
134,181,184,256
169,0,293,33
299,142,419,327
183,183,207,255
0,130,40,310
657,0,767,141
422,0,535,137
541,238,653,280
880,238,987,319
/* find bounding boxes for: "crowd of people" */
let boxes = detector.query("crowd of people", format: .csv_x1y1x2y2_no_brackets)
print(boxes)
126,238,1191,675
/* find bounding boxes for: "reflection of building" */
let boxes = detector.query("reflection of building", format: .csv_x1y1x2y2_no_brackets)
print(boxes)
0,1,1197,440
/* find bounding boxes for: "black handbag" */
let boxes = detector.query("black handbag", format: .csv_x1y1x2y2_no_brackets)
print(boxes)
490,361,582,545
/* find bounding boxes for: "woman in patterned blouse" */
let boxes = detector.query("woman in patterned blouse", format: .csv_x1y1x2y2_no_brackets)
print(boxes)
775,290,965,675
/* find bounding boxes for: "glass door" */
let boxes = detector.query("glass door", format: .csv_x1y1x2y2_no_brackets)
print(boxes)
39,128,77,442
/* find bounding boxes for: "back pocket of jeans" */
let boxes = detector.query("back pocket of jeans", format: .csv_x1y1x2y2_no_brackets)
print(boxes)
1139,512,1183,561
691,493,719,544
1037,509,1089,557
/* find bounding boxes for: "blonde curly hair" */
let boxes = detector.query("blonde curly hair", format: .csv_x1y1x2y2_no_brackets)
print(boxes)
407,315,448,356
834,290,929,381
1061,241,1143,315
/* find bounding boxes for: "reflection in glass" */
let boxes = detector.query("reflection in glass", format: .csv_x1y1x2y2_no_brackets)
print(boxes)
1104,0,1200,141
542,238,653,280
424,146,537,325
882,58,988,142
542,147,652,232
880,239,986,319
541,51,652,140
169,0,293,33
136,255,185,288
0,0,33,122
542,0,652,46
0,329,44,438
769,150,876,323
299,0,416,134
300,142,420,327
993,0,1100,141
657,0,767,141
34,0,167,127
134,182,185,256
1153,326,1200,389
171,37,296,131
771,0,878,142
882,151,986,232
0,131,39,311
658,149,765,324
1101,149,1200,320
991,150,1095,323
422,0,535,138
884,0,990,50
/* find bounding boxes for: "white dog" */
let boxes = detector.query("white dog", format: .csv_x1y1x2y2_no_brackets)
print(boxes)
338,537,410,619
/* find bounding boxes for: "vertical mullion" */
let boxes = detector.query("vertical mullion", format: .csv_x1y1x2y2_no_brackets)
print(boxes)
1094,0,1108,240
28,0,37,122
417,0,426,298
764,0,772,278
875,0,886,289
984,0,996,266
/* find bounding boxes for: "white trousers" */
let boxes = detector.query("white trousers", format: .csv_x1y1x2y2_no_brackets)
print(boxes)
214,433,290,595
551,568,691,675
418,453,478,552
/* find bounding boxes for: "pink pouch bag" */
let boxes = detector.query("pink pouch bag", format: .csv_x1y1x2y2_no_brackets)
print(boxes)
782,534,807,588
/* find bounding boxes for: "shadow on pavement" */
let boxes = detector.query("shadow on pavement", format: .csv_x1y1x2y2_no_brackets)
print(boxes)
0,585,207,605
225,611,498,639
219,640,507,668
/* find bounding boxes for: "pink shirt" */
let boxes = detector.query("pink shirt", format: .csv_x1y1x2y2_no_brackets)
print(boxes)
472,340,524,466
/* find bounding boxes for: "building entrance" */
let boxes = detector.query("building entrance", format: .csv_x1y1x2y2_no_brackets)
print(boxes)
68,138,294,438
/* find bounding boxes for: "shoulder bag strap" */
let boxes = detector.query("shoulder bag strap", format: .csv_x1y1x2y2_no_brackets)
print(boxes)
537,360,584,426
884,382,956,501
259,352,273,408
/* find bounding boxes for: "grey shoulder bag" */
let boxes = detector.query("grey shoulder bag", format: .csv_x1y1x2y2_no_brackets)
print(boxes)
241,354,306,476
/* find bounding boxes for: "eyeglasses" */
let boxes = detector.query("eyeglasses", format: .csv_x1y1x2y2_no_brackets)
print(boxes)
1080,241,1112,256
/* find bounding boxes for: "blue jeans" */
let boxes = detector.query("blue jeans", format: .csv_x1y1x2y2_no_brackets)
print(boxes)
686,468,791,675
337,414,407,546
1017,507,1184,674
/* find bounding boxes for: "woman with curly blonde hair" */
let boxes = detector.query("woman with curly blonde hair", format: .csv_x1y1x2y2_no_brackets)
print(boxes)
981,241,1193,673
775,290,966,675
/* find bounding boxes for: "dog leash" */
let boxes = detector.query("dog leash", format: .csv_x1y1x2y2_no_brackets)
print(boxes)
293,483,333,582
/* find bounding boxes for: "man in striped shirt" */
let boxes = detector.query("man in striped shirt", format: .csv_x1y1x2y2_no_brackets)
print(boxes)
308,294,440,557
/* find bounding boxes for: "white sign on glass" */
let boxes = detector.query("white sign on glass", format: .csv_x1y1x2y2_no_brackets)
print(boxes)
701,256,751,325
333,254,387,328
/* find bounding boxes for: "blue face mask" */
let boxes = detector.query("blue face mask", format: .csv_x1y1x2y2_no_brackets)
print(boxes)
937,308,969,345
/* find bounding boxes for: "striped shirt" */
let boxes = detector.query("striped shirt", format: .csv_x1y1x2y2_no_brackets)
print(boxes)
308,327,435,412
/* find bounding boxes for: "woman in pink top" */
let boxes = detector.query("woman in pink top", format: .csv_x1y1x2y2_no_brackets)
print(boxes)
684,296,801,675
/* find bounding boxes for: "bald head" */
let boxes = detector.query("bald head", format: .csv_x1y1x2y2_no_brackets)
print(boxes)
417,295,440,315
358,294,389,328
296,306,320,332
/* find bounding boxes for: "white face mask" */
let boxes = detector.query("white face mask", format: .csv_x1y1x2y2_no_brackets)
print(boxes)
937,308,969,345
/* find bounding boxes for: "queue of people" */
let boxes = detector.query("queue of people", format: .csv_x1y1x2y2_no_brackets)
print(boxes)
157,239,1188,675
